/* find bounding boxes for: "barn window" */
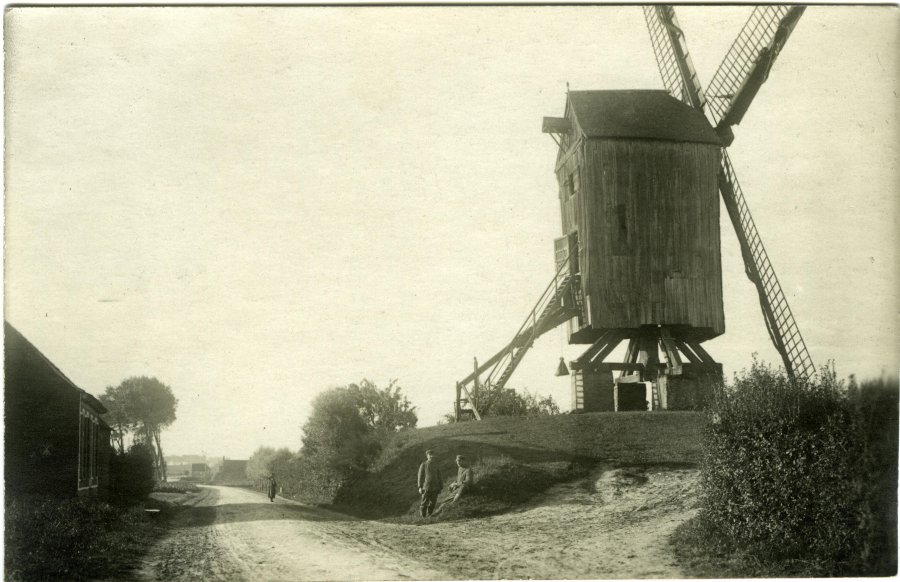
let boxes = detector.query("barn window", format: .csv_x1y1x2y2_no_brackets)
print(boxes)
78,405,100,489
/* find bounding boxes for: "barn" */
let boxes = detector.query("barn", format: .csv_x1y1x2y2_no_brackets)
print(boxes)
544,90,724,412
4,322,112,498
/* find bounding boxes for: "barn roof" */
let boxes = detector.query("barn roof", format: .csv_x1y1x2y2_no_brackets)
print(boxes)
567,90,721,145
4,321,108,415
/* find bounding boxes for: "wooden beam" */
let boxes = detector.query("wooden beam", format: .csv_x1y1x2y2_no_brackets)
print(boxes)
588,330,626,365
456,381,481,421
688,341,716,365
592,362,646,372
571,329,621,368
619,338,640,380
659,328,683,376
674,340,702,364
637,336,659,367
615,373,642,384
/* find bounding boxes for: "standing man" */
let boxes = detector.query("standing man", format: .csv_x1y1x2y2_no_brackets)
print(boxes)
417,449,443,518
267,475,277,503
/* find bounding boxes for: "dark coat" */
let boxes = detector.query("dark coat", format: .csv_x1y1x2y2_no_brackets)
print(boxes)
267,479,277,498
417,459,443,493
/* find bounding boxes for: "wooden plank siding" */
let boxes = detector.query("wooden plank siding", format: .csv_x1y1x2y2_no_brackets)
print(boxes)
573,138,724,338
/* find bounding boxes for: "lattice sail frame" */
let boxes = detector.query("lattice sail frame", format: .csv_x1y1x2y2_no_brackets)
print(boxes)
704,6,800,124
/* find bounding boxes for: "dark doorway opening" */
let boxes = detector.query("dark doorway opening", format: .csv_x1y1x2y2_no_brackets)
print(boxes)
617,383,649,411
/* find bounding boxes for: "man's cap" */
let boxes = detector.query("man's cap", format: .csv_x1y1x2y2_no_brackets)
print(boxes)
456,455,465,461
425,449,434,455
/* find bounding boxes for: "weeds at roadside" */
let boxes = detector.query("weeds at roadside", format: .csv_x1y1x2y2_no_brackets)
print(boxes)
154,480,201,494
4,496,163,581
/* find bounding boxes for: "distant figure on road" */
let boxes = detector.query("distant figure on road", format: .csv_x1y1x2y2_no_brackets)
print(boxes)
417,449,443,518
448,454,473,503
267,476,277,503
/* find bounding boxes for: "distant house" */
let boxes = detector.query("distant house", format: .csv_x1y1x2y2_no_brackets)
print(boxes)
191,463,210,481
166,462,190,478
4,322,112,498
216,459,248,483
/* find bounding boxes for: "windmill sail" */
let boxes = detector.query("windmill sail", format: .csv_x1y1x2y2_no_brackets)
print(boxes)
705,6,806,131
642,6,706,110
718,151,816,382
643,5,815,383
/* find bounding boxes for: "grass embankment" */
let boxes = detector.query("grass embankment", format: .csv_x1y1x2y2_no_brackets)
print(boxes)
332,411,704,521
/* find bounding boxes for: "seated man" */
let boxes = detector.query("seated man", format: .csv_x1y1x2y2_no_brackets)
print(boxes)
448,454,474,502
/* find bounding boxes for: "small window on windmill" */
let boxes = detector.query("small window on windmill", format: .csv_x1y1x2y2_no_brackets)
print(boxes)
617,203,627,241
571,169,580,198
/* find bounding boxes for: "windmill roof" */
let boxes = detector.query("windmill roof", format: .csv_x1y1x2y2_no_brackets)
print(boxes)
567,90,721,145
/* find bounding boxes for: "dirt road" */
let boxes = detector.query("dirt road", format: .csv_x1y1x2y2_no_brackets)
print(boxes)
137,467,698,580
136,486,444,581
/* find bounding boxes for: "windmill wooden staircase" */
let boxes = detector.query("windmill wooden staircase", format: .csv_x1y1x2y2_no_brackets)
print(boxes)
455,257,581,420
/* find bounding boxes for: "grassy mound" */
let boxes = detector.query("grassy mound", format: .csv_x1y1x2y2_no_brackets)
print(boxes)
332,411,704,520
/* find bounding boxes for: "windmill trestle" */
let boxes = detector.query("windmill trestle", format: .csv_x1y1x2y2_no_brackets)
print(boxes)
570,326,722,413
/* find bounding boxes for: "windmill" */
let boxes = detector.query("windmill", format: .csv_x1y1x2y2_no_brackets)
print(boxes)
454,6,815,420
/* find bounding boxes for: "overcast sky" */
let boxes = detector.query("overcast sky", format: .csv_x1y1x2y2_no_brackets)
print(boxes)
5,6,898,459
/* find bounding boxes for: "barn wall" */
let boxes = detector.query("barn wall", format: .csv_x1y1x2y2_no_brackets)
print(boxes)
579,139,724,337
4,341,81,497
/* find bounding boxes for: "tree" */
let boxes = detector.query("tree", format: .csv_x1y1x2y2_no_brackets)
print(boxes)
247,446,293,483
299,380,418,489
100,376,178,481
302,388,380,475
99,384,129,454
346,379,418,435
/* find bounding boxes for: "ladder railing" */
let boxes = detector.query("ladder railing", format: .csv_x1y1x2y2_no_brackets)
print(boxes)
718,150,816,382
456,253,580,418
483,257,573,388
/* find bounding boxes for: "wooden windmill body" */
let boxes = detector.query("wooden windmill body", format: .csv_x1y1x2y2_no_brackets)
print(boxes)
455,6,815,420
545,90,725,412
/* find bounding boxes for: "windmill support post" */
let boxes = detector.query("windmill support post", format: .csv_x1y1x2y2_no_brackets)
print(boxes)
570,326,722,413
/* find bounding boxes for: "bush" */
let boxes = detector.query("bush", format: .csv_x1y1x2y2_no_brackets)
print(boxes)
847,375,899,575
5,496,150,581
109,444,155,504
699,361,898,574
445,386,560,422
291,380,418,503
